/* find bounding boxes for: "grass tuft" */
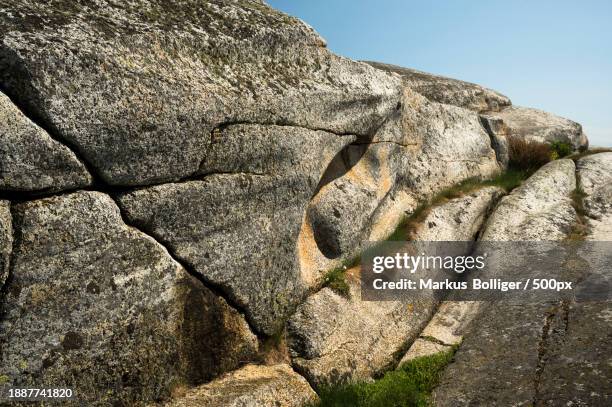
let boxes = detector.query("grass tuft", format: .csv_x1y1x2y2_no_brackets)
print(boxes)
567,186,590,240
387,170,531,241
321,256,360,298
312,347,457,407
507,136,552,171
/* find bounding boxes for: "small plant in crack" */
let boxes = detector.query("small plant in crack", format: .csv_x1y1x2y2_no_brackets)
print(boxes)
311,345,458,406
567,186,589,240
322,256,360,299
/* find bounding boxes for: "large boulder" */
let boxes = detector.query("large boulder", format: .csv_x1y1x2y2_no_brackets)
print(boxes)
306,87,500,262
0,191,258,405
0,92,91,193
482,106,589,151
0,0,401,187
163,364,317,407
480,159,577,241
432,159,611,406
287,267,435,388
577,152,612,240
116,124,354,335
366,61,511,112
0,200,10,290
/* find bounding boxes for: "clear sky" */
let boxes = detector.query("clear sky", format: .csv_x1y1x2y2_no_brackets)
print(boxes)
268,0,611,147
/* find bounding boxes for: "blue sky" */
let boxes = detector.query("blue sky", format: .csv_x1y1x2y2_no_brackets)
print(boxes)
268,0,611,147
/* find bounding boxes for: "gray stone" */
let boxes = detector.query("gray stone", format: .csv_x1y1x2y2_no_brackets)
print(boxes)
116,124,354,335
0,0,401,186
419,301,483,346
484,106,589,151
536,302,611,406
432,302,554,406
0,191,258,405
576,153,612,240
398,339,452,365
163,364,317,407
288,267,435,388
0,92,91,193
306,87,500,262
479,114,510,168
366,61,511,112
480,159,577,241
0,200,10,290
410,187,504,241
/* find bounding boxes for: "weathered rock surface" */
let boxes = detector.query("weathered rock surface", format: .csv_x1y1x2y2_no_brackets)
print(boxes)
433,158,611,406
398,338,451,364
0,200,10,290
163,364,317,407
433,302,554,406
577,152,612,240
0,191,258,405
117,124,353,335
288,267,435,388
0,0,401,186
483,106,589,151
366,61,511,112
306,87,500,262
0,92,92,193
410,187,504,241
536,302,611,406
480,159,577,241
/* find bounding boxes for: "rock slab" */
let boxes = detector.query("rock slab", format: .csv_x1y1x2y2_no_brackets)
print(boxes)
163,364,317,407
117,124,353,335
0,0,400,186
0,92,91,193
0,191,258,405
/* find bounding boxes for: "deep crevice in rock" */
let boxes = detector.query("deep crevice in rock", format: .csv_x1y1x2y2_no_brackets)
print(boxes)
0,203,22,356
107,194,262,339
0,80,100,187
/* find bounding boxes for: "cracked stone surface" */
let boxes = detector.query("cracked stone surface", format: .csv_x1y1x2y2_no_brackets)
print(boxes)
577,152,612,240
117,124,354,335
0,92,92,193
366,61,511,113
287,267,436,388
483,106,589,151
536,302,611,406
433,302,555,406
163,364,317,407
0,191,258,405
307,87,500,262
398,338,452,364
0,200,10,290
410,186,504,241
433,158,611,406
0,0,400,186
480,159,577,241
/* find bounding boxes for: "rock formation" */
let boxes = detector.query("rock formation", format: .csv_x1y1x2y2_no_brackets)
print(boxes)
0,0,607,406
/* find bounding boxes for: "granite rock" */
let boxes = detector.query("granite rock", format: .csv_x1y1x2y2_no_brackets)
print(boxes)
0,92,91,193
366,61,511,112
117,124,354,335
163,364,317,407
0,0,401,186
0,191,258,405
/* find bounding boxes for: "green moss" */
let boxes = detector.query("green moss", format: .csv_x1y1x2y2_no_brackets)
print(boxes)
549,141,573,159
312,347,458,407
387,170,531,241
567,186,589,240
0,375,9,385
321,256,360,299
